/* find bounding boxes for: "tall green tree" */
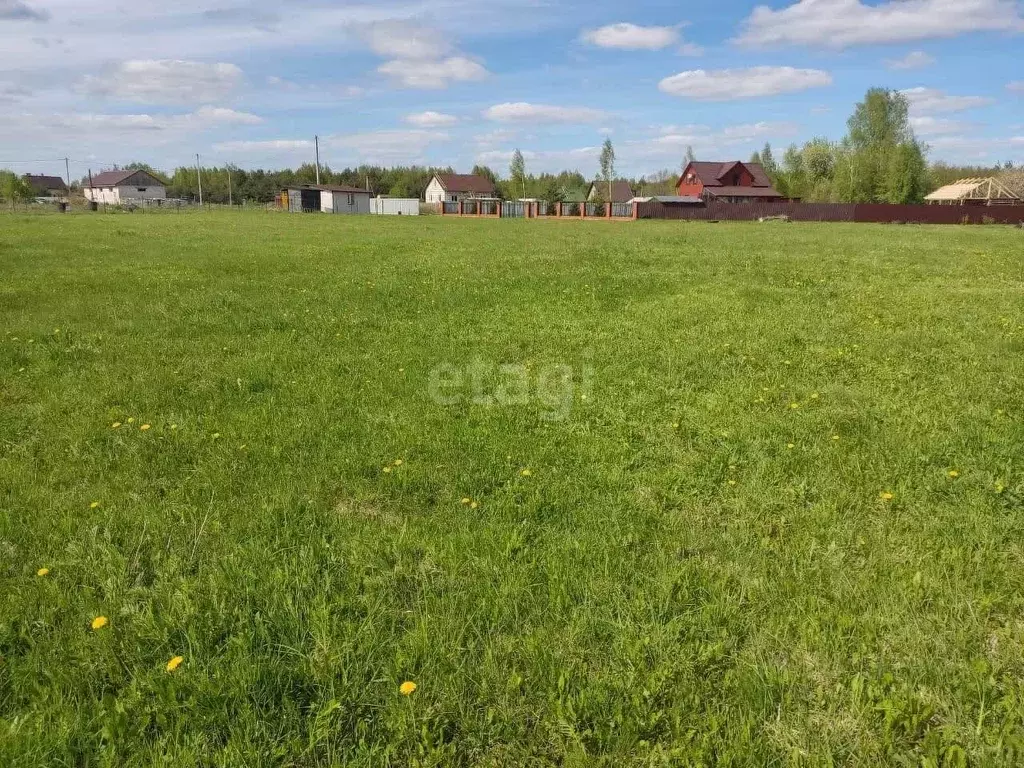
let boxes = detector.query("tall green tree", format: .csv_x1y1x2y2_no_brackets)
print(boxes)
509,149,526,200
0,171,32,208
599,139,615,201
843,88,926,203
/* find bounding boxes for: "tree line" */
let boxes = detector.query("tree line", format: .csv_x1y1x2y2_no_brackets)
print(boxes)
4,88,1021,207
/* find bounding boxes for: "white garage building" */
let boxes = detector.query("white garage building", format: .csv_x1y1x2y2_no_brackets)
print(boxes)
284,184,371,214
85,169,166,205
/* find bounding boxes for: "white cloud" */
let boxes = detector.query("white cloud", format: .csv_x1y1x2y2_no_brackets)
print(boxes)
404,110,458,127
735,0,1024,48
646,121,799,149
1009,81,1024,92
582,23,680,50
214,139,314,153
910,115,974,135
483,102,607,123
378,56,488,89
0,0,47,21
926,134,1024,161
658,66,832,100
191,106,263,125
885,50,936,70
81,60,243,105
901,86,995,113
361,20,452,59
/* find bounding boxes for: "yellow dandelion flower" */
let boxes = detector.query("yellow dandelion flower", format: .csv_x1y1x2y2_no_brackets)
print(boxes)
727,479,737,486
394,459,403,466
787,443,795,449
948,470,960,478
382,466,392,474
140,424,151,431
810,392,819,399
90,501,100,509
460,497,471,505
672,422,679,429
170,424,178,430
789,402,800,410
127,417,135,424
166,656,184,672
521,469,532,477
879,491,894,501
832,435,840,441
111,422,122,429
212,433,221,439
91,616,108,631
37,567,49,577
470,501,479,509
995,482,1005,493
399,680,417,695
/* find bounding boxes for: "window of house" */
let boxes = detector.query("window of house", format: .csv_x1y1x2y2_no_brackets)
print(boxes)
451,195,457,202
137,188,146,192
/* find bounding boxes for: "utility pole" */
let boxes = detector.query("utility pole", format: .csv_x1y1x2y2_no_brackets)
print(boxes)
195,153,203,206
227,166,232,206
88,169,95,207
64,157,70,193
314,135,321,185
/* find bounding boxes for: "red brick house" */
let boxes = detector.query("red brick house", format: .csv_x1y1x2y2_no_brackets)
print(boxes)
676,160,783,203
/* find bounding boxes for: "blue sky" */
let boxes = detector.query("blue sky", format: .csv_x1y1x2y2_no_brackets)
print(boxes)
0,0,1021,180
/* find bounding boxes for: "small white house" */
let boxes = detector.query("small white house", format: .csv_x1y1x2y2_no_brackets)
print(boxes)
85,169,166,204
424,173,496,204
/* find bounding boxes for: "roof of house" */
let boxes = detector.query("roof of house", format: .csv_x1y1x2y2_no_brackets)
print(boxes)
90,169,165,187
682,161,775,188
924,177,1020,201
703,185,783,198
434,173,495,194
284,183,369,194
23,174,67,193
561,187,587,202
588,180,634,203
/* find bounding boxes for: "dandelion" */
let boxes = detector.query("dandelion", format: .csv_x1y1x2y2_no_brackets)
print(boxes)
832,435,840,441
727,479,737,486
995,482,1006,493
166,656,184,672
948,470,960,478
394,459,403,466
879,491,894,501
460,497,471,505
127,417,135,424
170,424,178,430
91,616,108,631
399,681,417,696
212,432,221,439
470,501,479,509
672,422,679,429
521,469,532,477
787,443,795,449
140,424,151,431
90,501,100,509
789,403,800,410
382,466,392,474
810,392,819,399
111,422,122,429
37,567,49,577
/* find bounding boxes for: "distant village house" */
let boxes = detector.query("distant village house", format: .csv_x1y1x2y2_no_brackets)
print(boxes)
85,169,166,205
424,173,496,204
587,180,634,203
282,184,370,214
677,161,783,203
23,174,68,199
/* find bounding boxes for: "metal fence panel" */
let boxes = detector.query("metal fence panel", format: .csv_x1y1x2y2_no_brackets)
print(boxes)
611,203,632,218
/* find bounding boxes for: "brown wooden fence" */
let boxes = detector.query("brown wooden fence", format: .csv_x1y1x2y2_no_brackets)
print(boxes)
636,200,1024,225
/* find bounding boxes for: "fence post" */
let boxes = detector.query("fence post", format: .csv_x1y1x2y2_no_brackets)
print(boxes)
556,201,562,218
457,200,463,216
605,202,611,219
632,202,638,220
580,202,586,219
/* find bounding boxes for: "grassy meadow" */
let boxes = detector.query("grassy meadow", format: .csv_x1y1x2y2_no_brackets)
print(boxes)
2,211,1024,766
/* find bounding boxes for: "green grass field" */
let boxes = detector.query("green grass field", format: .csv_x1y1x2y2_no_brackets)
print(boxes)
2,212,1023,766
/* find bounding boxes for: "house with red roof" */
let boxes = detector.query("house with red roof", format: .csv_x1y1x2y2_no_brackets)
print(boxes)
85,169,166,205
424,173,496,204
676,160,783,203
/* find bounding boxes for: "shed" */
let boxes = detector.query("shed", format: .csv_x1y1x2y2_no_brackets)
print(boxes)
283,184,371,214
24,174,68,198
370,197,419,215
